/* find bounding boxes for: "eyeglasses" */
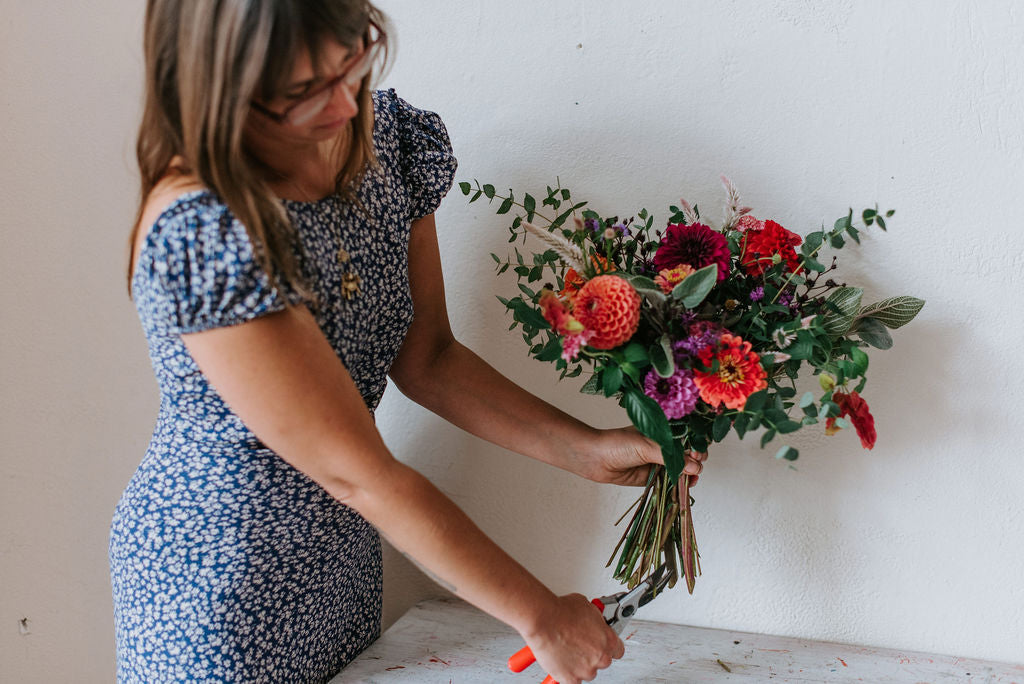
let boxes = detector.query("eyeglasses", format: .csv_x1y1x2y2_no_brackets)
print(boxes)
252,21,383,127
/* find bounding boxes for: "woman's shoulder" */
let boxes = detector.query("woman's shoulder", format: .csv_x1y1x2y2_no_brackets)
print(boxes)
132,176,224,267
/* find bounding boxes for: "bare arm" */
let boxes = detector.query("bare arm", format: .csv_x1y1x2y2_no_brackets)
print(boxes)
389,215,705,485
181,305,621,683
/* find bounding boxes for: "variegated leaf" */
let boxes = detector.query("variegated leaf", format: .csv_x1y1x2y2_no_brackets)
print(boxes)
856,296,925,329
822,287,863,337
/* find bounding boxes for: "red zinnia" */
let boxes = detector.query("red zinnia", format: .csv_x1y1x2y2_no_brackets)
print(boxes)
653,223,731,282
572,275,641,349
825,390,877,449
693,333,768,409
740,220,803,277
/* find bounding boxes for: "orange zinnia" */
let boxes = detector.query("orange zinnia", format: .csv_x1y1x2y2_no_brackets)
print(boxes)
694,333,768,409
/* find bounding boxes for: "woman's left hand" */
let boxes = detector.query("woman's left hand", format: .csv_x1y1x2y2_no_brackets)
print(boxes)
568,426,708,487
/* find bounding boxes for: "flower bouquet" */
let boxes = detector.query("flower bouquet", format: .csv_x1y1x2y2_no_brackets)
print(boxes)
461,176,924,594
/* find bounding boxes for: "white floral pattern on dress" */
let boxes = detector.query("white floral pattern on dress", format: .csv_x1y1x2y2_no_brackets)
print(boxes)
110,90,456,683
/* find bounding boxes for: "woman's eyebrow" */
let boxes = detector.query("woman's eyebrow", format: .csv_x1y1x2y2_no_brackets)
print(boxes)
284,48,361,91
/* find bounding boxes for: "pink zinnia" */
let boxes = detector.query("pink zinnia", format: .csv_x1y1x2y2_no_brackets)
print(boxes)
643,367,700,419
653,222,731,282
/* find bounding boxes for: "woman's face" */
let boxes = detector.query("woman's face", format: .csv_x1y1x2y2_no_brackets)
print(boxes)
247,38,365,144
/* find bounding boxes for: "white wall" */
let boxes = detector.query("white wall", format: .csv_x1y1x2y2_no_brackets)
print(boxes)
2,1,1022,680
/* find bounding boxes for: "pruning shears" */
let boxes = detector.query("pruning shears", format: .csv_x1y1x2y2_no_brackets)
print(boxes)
507,563,675,684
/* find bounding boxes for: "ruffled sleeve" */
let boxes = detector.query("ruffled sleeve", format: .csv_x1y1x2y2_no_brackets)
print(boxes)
381,88,458,221
137,193,305,335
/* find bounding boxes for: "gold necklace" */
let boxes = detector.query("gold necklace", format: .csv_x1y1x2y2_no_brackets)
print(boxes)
335,246,362,300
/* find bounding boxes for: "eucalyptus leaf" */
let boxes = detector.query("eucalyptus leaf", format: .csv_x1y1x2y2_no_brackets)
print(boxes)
775,445,799,461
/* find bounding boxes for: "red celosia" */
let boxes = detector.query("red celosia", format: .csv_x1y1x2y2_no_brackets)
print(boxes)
693,333,768,409
653,222,731,282
826,390,877,449
572,275,641,349
740,219,803,277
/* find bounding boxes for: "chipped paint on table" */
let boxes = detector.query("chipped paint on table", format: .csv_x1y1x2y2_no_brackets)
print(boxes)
332,597,1024,683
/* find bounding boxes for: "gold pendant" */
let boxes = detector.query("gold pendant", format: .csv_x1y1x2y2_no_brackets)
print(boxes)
336,247,350,264
341,272,362,300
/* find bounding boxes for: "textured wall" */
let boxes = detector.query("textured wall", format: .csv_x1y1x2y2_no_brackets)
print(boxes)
1,1,1021,681
374,0,1024,666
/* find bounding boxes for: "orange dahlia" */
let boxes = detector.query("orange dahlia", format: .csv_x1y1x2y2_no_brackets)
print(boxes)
694,333,768,409
559,255,615,300
572,275,641,349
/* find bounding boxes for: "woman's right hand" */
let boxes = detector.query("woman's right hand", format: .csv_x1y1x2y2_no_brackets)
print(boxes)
520,593,625,684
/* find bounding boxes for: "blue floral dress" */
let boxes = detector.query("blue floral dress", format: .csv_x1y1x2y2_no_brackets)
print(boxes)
110,90,457,683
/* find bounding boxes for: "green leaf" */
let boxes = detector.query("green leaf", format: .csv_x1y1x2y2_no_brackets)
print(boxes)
777,420,802,434
803,231,824,254
618,274,666,305
482,184,496,199
760,429,777,448
579,374,601,395
623,342,648,364
523,193,536,215
850,346,869,375
650,335,675,378
822,287,864,337
622,389,674,452
799,391,815,409
712,414,732,442
496,197,513,215
744,390,768,413
671,263,718,308
775,445,799,461
803,257,827,272
602,366,623,397
854,317,894,349
856,296,925,329
536,340,562,361
619,362,640,383
459,181,472,195
734,412,751,439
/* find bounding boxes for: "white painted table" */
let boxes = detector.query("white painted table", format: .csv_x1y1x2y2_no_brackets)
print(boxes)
332,597,1023,683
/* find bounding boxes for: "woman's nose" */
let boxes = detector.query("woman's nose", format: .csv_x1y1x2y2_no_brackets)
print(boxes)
325,81,359,120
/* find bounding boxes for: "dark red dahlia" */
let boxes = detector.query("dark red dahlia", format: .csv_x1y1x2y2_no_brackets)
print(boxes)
740,220,803,278
652,222,731,282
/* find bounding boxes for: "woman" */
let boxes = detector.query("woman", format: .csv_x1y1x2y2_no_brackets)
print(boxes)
111,1,706,682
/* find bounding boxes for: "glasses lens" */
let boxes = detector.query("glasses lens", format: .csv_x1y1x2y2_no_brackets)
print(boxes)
286,88,333,126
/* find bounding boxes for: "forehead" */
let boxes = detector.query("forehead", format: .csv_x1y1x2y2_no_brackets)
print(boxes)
288,39,358,83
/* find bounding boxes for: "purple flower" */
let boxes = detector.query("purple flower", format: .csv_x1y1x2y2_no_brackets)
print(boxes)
778,291,793,307
750,286,765,302
673,321,724,360
644,368,700,420
613,222,630,237
584,218,600,233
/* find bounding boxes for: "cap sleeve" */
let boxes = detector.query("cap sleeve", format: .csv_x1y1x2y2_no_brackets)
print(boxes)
137,193,304,335
383,89,458,221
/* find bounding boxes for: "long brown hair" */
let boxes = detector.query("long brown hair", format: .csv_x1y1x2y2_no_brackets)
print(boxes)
128,0,392,297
